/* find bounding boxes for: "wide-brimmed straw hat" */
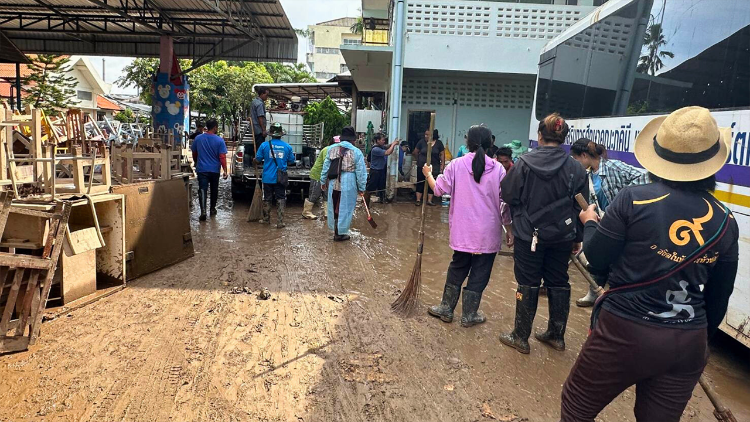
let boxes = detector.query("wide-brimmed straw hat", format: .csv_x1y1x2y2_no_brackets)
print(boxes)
635,106,731,182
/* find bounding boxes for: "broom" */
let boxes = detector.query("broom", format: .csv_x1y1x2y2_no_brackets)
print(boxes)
571,194,737,422
246,119,264,222
361,196,377,229
392,112,436,316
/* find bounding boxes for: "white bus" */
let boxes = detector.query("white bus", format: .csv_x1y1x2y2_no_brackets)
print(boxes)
530,0,750,347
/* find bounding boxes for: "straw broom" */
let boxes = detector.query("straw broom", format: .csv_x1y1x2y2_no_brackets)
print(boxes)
571,194,737,422
392,112,436,316
246,118,264,222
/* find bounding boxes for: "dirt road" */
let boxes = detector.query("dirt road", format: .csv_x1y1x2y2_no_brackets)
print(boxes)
1,180,748,421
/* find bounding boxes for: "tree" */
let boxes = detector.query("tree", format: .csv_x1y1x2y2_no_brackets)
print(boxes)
22,54,78,115
116,57,191,104
263,63,316,83
637,23,674,76
114,108,136,123
350,16,364,35
303,97,349,146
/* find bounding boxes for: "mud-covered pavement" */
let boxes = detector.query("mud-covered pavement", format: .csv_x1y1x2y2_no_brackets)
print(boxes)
1,179,748,422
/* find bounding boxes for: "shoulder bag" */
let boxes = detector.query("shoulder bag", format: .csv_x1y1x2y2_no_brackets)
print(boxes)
327,146,347,180
268,140,289,187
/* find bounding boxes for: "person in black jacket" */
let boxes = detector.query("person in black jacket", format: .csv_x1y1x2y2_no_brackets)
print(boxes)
560,106,739,422
498,113,588,355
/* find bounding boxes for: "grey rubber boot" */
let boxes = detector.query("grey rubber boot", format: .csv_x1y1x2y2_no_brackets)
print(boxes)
260,201,271,224
499,285,540,354
535,287,571,351
427,283,461,323
576,285,597,307
198,189,207,221
276,199,286,229
460,289,487,327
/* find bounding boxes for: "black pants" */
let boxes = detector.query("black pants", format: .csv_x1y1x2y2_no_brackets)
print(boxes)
445,251,497,293
197,172,220,210
244,133,265,168
513,238,571,289
561,308,707,422
366,168,387,201
415,167,438,197
263,183,286,201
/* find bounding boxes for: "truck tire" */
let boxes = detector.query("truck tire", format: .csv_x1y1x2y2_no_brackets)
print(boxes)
231,180,246,201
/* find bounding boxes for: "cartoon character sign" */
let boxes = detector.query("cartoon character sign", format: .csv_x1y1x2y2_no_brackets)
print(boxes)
153,101,163,114
157,84,171,99
165,101,181,116
175,89,187,100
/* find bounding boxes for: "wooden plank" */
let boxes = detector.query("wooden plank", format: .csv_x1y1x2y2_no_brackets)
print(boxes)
0,335,30,353
8,207,55,219
30,202,70,345
0,191,13,237
0,254,51,270
0,268,25,334
65,227,102,255
16,270,40,336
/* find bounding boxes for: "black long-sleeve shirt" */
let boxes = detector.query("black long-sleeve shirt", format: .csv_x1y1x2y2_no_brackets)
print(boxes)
582,182,739,339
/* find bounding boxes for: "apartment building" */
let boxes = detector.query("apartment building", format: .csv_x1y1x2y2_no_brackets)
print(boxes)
306,17,362,82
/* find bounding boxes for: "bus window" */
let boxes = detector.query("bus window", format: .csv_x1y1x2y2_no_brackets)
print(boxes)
536,0,750,120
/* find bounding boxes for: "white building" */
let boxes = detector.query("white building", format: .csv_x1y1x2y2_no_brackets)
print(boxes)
342,0,608,155
307,18,362,82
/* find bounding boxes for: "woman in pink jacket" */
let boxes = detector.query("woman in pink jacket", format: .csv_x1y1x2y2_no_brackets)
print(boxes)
423,125,513,327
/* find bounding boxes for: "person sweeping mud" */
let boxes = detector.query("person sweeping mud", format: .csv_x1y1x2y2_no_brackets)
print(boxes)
560,106,739,422
423,125,513,326
254,122,294,228
320,126,367,242
498,113,588,354
569,138,648,307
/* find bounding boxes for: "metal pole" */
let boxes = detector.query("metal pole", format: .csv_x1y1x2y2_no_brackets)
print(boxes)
15,63,22,110
387,0,406,200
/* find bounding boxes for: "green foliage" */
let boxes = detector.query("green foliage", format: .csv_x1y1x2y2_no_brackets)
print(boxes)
303,97,349,146
351,16,364,34
116,58,191,104
114,108,135,123
263,63,316,83
22,54,78,115
637,23,674,76
294,28,312,38
189,61,273,124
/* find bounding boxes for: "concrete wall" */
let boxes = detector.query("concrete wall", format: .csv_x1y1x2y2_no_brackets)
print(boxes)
403,0,597,75
308,23,359,81
399,71,536,154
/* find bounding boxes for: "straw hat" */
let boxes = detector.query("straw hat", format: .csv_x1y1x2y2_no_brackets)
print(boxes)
635,106,731,182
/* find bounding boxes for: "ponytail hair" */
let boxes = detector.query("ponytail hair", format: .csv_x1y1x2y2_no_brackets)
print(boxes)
571,137,607,159
466,125,493,183
537,112,569,144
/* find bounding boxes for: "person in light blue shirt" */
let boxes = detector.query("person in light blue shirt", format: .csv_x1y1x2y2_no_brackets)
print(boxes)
191,119,227,221
254,122,295,228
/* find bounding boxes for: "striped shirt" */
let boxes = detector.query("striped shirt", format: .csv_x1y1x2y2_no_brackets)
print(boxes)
593,158,649,209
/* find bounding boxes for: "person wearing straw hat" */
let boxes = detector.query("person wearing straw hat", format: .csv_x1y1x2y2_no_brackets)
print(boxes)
560,107,740,422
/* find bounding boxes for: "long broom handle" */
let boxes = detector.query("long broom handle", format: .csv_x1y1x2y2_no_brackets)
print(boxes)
570,194,735,422
416,113,436,253
249,117,261,181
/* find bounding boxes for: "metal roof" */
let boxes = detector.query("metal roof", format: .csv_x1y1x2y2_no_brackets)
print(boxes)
0,0,297,62
254,83,349,102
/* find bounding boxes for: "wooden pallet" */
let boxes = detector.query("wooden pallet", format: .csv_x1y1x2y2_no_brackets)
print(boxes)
0,191,71,354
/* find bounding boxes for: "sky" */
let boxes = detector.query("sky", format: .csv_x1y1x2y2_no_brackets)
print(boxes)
90,0,360,95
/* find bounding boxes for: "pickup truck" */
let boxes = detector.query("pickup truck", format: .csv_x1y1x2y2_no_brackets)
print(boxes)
230,143,312,200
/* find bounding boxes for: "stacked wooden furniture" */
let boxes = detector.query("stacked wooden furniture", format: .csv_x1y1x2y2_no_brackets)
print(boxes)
111,134,183,184
0,191,71,353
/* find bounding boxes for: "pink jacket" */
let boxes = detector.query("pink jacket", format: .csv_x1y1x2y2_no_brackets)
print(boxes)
434,152,512,253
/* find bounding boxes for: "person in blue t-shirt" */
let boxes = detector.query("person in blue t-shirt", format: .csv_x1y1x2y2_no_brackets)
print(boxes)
191,119,228,222
364,133,399,207
254,122,295,228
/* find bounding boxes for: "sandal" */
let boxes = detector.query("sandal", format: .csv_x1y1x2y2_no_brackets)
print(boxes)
415,200,422,206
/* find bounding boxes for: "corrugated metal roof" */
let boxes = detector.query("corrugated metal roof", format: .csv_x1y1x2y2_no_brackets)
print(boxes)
0,0,297,62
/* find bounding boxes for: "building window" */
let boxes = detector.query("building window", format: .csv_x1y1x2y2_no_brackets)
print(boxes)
343,39,361,45
77,90,92,101
340,64,349,73
593,0,608,5
566,0,579,5
315,47,340,54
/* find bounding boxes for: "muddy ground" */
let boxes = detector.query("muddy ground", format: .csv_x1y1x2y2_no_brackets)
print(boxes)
1,179,748,422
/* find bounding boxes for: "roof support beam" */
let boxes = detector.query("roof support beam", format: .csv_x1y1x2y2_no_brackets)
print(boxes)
199,0,259,41
85,0,167,35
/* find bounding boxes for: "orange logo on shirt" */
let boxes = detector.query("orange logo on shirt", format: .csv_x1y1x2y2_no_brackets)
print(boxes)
669,199,713,246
